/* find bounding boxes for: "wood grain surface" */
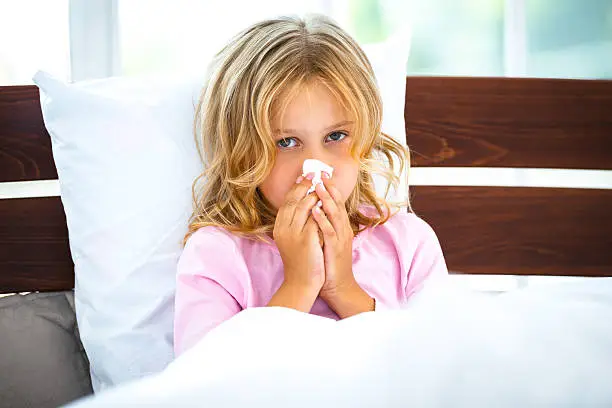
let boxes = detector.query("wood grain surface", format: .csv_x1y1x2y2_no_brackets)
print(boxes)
411,186,612,277
405,76,612,169
0,197,73,292
0,86,58,183
1,77,611,292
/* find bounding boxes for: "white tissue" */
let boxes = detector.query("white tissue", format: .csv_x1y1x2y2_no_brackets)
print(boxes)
302,159,334,207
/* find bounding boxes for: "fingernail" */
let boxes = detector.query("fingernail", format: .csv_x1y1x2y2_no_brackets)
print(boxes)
305,172,315,180
322,171,330,179
296,175,304,184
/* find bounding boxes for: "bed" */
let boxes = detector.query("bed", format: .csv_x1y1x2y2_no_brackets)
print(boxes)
1,76,611,407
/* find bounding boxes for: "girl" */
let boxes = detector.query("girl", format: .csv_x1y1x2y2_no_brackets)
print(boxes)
174,14,448,356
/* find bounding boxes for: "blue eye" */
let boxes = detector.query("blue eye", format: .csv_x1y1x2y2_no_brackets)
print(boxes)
326,131,347,142
277,137,297,149
276,132,347,150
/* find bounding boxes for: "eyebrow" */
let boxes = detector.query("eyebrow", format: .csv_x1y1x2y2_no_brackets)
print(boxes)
274,120,354,136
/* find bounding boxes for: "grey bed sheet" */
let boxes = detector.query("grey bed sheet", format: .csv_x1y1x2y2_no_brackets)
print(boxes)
0,291,93,408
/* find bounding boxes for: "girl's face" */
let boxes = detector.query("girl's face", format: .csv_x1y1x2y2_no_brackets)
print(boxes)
259,80,359,212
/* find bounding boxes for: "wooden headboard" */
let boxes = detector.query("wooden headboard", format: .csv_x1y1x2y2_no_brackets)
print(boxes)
1,77,611,293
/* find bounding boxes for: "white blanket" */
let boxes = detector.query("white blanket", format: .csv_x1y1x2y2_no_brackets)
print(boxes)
67,278,612,407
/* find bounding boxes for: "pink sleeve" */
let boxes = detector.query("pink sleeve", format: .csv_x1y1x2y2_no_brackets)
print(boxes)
174,228,247,356
403,215,448,299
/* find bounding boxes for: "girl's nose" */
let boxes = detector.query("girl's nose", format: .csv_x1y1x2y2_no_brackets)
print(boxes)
299,157,335,182
301,149,333,169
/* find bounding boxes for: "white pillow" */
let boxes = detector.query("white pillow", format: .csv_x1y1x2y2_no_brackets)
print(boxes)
34,72,203,392
33,34,410,392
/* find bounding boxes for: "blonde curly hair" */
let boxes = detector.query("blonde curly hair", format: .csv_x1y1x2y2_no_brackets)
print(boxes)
184,14,410,246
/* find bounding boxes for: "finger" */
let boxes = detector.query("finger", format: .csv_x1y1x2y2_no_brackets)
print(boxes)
291,172,316,199
320,174,344,206
279,173,316,226
314,182,345,233
314,181,338,217
320,176,349,228
304,216,323,246
291,191,320,231
317,227,324,247
284,173,316,207
312,206,337,244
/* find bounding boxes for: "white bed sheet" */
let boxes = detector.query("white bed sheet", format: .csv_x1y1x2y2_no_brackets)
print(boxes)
67,278,612,407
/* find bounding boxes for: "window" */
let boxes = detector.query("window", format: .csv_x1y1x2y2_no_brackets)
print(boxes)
118,0,334,76
117,0,507,77
117,0,612,79
399,0,505,76
0,0,70,85
1,1,610,84
525,0,612,78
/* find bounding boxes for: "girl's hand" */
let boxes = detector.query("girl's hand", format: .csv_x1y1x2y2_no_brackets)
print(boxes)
273,173,325,292
311,172,358,299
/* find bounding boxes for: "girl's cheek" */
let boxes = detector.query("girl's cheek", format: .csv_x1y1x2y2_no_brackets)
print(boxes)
271,166,299,205
338,162,360,199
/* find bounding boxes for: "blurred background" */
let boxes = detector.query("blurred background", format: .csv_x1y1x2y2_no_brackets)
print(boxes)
1,0,611,84
1,0,610,292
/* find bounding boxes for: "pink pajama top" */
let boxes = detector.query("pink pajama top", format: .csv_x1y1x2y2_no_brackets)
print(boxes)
174,207,448,356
